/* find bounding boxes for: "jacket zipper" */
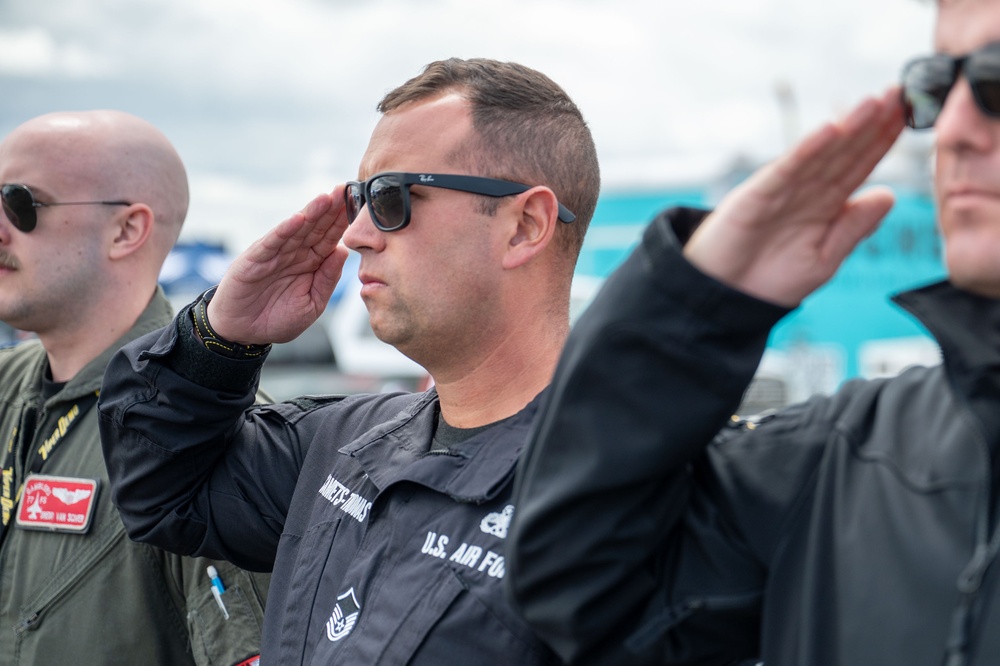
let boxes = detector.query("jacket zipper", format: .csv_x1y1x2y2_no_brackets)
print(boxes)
941,412,998,666
12,525,125,637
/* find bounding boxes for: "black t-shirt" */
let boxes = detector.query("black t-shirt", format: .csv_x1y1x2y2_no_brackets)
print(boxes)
430,407,515,452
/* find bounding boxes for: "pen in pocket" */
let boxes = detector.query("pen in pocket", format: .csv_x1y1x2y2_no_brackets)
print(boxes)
207,565,230,620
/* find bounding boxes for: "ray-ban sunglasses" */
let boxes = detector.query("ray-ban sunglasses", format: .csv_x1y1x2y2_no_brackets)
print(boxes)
344,172,576,232
902,40,1000,130
1,183,132,233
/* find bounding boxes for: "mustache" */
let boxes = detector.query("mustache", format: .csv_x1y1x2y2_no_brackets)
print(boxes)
0,250,18,270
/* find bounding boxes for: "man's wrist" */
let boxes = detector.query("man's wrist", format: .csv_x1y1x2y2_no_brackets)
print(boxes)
190,286,272,360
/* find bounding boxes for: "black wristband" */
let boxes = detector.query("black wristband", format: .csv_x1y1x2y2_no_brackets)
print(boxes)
191,286,272,360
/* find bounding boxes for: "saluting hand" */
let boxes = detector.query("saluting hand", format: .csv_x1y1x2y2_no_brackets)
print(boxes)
206,188,351,345
684,87,906,307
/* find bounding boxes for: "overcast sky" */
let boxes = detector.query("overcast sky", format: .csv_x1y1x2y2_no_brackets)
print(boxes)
1,0,936,252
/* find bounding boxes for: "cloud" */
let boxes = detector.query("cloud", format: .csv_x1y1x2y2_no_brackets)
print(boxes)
0,27,115,77
0,0,935,251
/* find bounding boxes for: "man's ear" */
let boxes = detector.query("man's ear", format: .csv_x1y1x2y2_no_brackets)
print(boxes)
502,187,561,270
108,204,154,260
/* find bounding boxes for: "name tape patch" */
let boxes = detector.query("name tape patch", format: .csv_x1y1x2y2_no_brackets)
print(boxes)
232,657,260,666
16,474,99,533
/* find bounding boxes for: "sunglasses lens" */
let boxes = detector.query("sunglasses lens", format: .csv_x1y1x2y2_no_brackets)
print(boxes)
344,183,362,223
973,79,1000,115
368,176,406,231
967,49,1000,117
902,56,955,129
1,184,36,232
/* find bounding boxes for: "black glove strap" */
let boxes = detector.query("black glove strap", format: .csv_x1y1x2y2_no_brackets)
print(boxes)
191,286,272,360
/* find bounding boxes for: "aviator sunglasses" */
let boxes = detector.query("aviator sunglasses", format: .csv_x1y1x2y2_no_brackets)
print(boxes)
344,172,576,232
1,183,132,233
901,40,1000,129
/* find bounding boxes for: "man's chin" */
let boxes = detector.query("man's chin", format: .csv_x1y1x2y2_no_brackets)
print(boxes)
369,321,407,350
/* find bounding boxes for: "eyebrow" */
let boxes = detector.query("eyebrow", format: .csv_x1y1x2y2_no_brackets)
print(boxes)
14,183,54,202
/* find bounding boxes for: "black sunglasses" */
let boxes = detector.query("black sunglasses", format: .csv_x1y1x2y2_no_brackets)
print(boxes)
344,172,576,232
901,40,1000,130
1,183,132,233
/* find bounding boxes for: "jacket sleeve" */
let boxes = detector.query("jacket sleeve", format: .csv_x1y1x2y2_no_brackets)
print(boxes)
506,208,794,664
98,299,310,572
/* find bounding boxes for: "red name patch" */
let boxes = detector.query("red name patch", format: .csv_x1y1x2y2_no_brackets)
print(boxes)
232,657,260,666
16,474,99,533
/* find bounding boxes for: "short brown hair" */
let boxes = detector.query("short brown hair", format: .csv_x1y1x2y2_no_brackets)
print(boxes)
379,58,600,262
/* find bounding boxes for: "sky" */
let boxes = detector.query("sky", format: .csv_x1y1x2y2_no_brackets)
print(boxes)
0,0,937,253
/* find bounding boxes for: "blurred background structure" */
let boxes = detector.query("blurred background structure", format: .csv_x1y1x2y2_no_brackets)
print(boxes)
0,0,942,407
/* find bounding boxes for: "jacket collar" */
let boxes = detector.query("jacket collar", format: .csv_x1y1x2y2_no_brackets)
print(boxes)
51,286,174,404
893,281,1000,444
341,390,542,503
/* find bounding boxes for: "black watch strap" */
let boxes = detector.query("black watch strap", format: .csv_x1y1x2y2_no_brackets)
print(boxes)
191,286,272,360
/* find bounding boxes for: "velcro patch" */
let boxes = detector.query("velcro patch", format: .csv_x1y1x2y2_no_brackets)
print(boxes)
16,474,99,533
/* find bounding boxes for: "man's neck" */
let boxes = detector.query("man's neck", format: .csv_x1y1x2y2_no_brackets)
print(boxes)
431,325,565,428
38,290,151,383
42,341,103,383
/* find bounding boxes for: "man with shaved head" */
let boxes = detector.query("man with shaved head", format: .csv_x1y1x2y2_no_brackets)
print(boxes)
0,110,268,665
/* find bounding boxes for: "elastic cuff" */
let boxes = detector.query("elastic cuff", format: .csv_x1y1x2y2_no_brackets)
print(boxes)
169,297,267,392
191,286,272,360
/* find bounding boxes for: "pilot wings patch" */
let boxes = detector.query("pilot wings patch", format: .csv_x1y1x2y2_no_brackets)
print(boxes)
16,474,99,534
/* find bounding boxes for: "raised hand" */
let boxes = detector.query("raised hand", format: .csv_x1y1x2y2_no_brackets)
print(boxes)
684,87,906,307
206,188,352,345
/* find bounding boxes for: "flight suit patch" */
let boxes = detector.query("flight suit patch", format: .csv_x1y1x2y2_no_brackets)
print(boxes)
15,474,99,533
